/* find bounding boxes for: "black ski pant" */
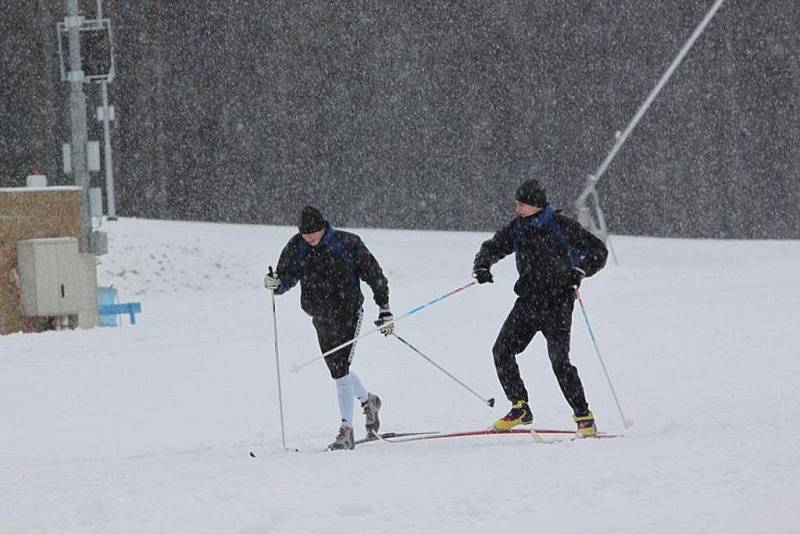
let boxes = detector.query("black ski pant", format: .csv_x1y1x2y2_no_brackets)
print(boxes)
312,308,364,380
492,295,590,416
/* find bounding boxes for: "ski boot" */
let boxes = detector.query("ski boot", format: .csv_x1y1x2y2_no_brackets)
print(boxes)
361,393,382,436
573,411,597,437
328,424,355,450
493,400,533,431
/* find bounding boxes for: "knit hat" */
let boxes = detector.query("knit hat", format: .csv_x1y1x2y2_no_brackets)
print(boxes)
298,205,326,234
515,179,547,207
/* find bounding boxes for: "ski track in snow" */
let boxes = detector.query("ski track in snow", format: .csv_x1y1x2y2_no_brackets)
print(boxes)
2,218,799,533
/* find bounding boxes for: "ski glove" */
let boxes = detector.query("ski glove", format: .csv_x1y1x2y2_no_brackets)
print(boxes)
264,267,280,291
473,268,493,284
566,267,586,288
375,309,394,336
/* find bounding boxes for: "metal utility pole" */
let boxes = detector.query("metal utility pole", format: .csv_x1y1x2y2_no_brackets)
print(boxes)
153,0,169,218
100,82,116,219
65,0,92,252
96,0,116,220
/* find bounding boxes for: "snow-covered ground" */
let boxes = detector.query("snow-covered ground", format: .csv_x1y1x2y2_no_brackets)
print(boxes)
2,217,798,533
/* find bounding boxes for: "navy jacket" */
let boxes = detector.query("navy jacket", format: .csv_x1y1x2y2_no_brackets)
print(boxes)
474,205,607,302
274,224,389,318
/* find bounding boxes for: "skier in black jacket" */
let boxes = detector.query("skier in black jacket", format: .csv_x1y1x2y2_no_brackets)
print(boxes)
472,179,608,436
264,206,393,450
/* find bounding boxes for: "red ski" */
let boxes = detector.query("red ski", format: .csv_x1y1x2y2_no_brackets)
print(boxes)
377,428,619,443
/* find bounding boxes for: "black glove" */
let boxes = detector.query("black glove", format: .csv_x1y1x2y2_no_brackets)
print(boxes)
566,267,586,288
374,309,394,336
472,268,493,284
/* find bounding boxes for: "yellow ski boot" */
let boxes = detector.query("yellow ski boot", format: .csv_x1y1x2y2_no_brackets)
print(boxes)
573,411,597,437
494,400,533,431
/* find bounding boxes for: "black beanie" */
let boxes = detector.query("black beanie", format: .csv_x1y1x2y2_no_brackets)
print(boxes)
515,179,547,207
298,206,326,234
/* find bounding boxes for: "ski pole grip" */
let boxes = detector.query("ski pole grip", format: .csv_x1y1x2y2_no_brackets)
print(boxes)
268,266,274,277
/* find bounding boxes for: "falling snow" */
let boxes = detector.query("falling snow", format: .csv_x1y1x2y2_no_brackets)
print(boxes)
2,2,798,237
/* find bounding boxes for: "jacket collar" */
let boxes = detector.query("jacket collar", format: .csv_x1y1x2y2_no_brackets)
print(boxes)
316,223,334,248
522,204,556,228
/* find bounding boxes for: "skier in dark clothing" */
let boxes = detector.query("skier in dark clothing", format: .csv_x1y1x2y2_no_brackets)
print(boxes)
264,206,394,450
472,178,608,436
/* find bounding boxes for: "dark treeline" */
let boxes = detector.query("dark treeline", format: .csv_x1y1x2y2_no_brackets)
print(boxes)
2,1,798,238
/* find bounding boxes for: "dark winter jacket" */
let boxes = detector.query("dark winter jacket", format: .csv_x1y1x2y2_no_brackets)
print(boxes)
474,204,607,302
274,224,390,318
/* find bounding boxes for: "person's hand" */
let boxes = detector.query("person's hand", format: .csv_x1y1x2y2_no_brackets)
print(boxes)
264,267,280,290
472,268,493,284
374,309,394,336
566,267,586,288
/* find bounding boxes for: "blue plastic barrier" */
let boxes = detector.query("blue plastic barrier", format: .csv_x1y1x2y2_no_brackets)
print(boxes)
97,287,119,327
97,287,142,326
98,302,142,325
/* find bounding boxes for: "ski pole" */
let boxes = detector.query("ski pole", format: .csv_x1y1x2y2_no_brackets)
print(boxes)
393,334,495,408
268,266,289,450
291,281,477,373
575,288,633,429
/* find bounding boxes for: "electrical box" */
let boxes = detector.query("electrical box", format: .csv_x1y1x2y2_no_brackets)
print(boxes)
87,141,101,172
90,230,108,256
16,237,84,316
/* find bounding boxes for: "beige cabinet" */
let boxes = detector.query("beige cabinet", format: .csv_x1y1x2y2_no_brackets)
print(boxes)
16,237,84,316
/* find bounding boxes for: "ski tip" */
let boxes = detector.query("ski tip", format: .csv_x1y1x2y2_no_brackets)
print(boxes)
249,447,300,456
